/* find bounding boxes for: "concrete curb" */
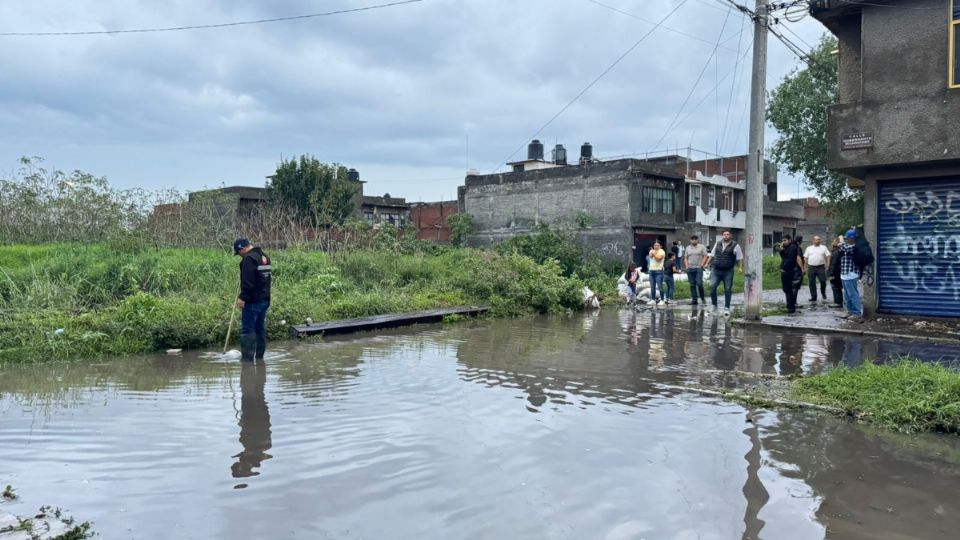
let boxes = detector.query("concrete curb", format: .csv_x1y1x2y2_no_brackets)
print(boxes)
733,319,960,344
656,382,847,415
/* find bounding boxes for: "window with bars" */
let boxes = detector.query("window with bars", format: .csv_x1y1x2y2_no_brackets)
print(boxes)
952,1,960,88
689,184,702,206
642,187,674,214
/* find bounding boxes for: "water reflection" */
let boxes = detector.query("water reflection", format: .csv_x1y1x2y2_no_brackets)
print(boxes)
231,361,272,484
2,312,960,539
741,417,769,540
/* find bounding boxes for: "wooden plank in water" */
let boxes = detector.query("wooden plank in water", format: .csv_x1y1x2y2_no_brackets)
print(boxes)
288,305,489,338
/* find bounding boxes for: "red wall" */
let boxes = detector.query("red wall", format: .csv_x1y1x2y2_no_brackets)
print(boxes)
411,202,458,242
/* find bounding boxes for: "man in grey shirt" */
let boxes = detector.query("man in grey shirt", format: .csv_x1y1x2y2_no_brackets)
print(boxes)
684,235,708,306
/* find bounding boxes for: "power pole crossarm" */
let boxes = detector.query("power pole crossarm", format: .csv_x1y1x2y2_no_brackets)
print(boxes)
743,0,767,320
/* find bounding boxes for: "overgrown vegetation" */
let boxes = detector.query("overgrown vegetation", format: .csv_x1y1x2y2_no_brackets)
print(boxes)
267,155,357,226
791,360,960,434
0,243,584,363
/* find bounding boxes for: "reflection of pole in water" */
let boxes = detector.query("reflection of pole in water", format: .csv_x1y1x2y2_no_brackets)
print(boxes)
232,361,273,484
741,413,769,540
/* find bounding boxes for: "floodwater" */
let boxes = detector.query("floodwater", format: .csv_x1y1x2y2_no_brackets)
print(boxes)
3,310,960,540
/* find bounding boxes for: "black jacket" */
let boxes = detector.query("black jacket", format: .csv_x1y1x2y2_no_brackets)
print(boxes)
829,246,842,279
239,247,272,303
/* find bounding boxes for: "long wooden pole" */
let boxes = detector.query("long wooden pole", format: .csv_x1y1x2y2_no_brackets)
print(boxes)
223,285,240,353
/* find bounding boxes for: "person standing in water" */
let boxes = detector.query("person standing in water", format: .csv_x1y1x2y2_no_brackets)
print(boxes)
234,238,272,362
646,241,666,306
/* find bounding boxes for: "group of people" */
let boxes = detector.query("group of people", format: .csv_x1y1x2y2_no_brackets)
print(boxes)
778,228,870,322
624,227,871,322
624,231,743,316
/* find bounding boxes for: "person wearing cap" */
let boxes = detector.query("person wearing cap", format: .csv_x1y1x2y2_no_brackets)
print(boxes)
838,229,862,322
234,238,272,361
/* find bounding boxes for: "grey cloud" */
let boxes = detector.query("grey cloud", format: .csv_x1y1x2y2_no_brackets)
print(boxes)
0,0,825,201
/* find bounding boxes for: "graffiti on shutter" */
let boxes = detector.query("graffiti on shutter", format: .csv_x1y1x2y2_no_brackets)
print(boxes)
877,178,960,317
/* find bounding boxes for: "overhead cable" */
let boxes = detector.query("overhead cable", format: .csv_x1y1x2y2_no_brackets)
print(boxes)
0,0,423,36
494,0,690,172
651,5,735,151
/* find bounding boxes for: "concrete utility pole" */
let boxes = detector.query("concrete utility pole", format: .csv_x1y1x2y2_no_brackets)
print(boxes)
743,0,768,320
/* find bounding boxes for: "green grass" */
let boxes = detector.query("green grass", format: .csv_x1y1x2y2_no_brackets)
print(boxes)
791,360,960,434
0,243,586,363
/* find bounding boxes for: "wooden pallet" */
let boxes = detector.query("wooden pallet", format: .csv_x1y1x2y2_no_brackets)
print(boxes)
288,305,489,338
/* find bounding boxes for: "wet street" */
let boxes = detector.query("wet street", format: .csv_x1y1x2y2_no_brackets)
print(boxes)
2,310,960,539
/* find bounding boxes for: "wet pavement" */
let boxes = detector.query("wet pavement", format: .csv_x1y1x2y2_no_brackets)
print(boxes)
2,311,960,539
728,289,960,344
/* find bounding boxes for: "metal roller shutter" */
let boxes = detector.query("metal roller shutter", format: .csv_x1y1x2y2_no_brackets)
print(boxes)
877,178,960,317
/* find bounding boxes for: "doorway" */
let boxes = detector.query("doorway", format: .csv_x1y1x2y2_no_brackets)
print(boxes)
633,232,667,272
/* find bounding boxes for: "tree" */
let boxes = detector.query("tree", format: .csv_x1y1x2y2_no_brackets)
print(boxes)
267,155,357,226
767,35,864,222
447,213,474,247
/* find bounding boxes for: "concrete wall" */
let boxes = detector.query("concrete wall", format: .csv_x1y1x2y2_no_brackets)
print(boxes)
824,0,960,177
462,160,683,263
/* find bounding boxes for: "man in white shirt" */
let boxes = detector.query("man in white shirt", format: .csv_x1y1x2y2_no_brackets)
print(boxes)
803,235,831,302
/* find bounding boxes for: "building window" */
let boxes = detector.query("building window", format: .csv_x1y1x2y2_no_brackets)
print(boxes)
689,184,701,206
642,187,674,214
952,1,960,88
720,189,733,211
706,187,716,208
364,212,374,222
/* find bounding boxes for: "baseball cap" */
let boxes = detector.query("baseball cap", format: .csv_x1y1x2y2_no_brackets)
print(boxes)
844,229,857,239
233,238,251,254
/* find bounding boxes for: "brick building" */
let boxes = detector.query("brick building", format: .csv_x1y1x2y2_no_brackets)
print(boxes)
410,201,458,242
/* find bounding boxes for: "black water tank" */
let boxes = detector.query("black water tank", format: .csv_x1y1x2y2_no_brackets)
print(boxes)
580,142,593,160
528,139,544,161
553,144,567,166
347,168,360,182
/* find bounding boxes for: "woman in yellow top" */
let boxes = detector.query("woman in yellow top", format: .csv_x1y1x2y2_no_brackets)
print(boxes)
646,241,666,305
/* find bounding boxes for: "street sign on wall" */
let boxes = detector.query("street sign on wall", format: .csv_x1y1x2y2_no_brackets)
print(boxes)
841,132,874,150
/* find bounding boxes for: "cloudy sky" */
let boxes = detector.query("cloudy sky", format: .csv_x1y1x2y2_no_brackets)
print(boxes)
1,0,826,202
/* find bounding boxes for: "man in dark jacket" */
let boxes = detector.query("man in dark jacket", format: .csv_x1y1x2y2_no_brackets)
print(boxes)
234,238,272,361
779,235,803,313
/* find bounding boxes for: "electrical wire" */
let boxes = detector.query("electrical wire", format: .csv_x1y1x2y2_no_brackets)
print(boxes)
0,0,423,36
494,0,690,172
719,12,747,154
584,0,741,53
652,5,735,151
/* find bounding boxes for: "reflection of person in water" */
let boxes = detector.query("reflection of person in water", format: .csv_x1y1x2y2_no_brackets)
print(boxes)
232,361,273,479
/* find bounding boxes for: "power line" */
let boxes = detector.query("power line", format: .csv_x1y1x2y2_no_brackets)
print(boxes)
494,0,690,172
652,4,735,151
676,41,754,150
719,13,746,154
0,0,423,36
584,0,741,53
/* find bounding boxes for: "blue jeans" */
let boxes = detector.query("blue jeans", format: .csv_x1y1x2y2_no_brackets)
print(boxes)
648,270,664,300
711,267,734,308
241,300,270,337
687,268,705,301
842,278,861,317
664,277,675,300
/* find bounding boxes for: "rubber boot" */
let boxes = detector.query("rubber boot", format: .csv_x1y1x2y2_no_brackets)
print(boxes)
255,334,267,361
240,333,256,362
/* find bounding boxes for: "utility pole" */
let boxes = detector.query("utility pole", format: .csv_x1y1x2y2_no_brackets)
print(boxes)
743,0,767,320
